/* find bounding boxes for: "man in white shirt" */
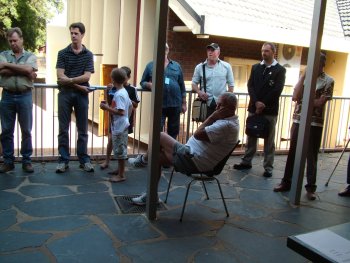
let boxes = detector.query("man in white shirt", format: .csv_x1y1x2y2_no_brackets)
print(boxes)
129,92,239,205
192,43,235,118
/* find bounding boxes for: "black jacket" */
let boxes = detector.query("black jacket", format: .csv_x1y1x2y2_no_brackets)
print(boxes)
247,62,286,115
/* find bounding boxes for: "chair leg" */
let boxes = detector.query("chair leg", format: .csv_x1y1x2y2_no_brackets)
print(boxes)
180,178,195,222
213,177,229,217
201,178,210,200
164,168,175,203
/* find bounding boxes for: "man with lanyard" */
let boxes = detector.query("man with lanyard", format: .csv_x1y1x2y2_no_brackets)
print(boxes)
234,42,286,178
55,22,95,173
0,27,37,173
192,43,234,118
139,43,186,139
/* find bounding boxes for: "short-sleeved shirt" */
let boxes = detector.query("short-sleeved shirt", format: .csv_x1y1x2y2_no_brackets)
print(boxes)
186,115,239,171
124,84,140,104
56,44,94,87
192,59,234,105
140,60,186,108
0,49,37,91
293,72,334,127
110,87,132,135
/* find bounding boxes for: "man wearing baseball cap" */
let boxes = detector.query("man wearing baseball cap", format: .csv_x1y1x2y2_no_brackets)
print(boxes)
192,43,234,118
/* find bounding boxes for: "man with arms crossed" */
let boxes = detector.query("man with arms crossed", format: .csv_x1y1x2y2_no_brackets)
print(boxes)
56,22,95,173
0,27,37,173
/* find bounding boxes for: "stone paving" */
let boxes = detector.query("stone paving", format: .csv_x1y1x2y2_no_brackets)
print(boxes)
0,152,349,263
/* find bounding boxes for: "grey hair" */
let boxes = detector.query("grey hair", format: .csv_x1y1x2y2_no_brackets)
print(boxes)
221,92,237,108
7,27,23,38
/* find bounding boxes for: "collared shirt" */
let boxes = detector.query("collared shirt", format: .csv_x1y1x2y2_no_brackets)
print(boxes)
293,72,334,127
192,59,234,105
140,59,186,108
186,115,239,171
0,49,37,91
56,44,94,87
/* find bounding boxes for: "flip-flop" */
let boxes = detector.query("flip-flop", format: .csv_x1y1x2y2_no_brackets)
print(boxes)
108,170,119,175
100,163,109,170
108,177,126,183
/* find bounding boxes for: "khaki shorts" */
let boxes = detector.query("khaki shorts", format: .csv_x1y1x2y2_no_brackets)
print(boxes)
112,130,128,160
172,142,199,174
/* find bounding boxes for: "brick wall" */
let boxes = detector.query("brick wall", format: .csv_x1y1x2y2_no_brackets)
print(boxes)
167,9,271,81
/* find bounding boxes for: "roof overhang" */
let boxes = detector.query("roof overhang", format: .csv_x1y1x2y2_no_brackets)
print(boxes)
169,0,350,53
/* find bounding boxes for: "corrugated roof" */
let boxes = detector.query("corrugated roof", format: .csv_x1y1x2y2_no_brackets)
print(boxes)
336,0,350,37
170,0,350,52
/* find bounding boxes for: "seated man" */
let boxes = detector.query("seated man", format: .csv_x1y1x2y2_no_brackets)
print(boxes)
128,92,240,205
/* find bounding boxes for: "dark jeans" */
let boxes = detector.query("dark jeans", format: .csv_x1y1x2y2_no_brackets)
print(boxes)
282,123,323,192
161,107,181,139
57,90,90,164
0,90,33,164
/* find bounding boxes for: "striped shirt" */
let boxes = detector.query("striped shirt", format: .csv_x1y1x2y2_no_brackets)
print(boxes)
56,44,94,87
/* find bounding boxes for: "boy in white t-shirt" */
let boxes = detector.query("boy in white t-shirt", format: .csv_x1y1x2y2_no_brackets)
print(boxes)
100,68,132,182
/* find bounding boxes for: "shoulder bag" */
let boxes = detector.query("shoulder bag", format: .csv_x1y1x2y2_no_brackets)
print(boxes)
192,63,207,122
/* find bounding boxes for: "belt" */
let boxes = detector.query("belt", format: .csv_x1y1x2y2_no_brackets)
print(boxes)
3,89,32,95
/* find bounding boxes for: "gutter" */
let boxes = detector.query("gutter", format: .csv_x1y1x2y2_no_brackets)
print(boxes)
176,0,205,35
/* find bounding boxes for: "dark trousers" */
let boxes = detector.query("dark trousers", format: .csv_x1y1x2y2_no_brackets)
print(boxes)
0,90,33,164
57,90,90,164
161,107,181,139
282,123,323,192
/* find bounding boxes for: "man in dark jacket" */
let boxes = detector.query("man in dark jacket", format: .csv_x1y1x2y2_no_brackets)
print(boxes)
234,42,286,177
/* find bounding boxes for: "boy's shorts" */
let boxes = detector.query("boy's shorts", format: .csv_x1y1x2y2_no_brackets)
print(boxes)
172,142,199,174
112,130,128,160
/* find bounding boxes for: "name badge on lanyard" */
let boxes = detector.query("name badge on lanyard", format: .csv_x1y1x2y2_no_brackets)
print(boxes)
165,77,170,85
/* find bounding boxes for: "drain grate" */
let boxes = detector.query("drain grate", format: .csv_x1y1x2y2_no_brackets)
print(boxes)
114,195,167,214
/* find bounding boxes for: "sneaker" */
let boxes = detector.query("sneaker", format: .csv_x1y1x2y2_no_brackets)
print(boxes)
79,162,94,172
56,163,69,173
131,192,161,206
128,155,147,168
22,163,34,173
132,192,147,206
0,163,15,173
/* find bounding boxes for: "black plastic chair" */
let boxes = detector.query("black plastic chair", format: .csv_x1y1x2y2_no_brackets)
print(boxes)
164,140,240,221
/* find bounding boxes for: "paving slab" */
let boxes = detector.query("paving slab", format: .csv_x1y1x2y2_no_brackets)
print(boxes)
217,225,306,263
77,182,108,193
119,236,215,263
18,216,91,231
0,232,51,252
15,192,117,217
47,225,118,263
0,209,17,231
19,185,74,198
99,214,160,242
0,174,25,190
0,251,50,263
0,191,25,210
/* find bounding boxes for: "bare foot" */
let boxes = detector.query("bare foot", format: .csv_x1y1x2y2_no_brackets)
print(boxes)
100,161,109,170
107,170,119,175
109,175,126,183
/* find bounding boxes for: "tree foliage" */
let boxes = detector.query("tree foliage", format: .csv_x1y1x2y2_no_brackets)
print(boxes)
0,0,64,52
